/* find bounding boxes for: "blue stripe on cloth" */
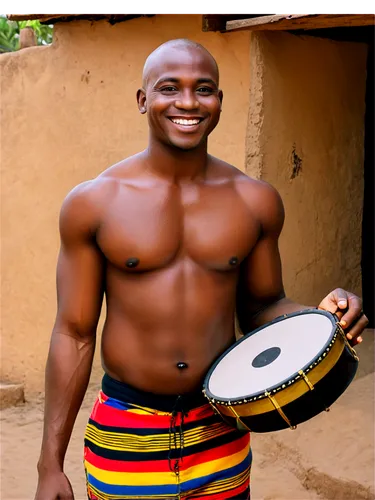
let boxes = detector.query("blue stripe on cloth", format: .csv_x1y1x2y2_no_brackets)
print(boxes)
180,453,252,492
86,453,251,496
102,397,134,411
86,473,178,496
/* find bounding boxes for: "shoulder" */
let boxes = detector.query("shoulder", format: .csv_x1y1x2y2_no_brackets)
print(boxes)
61,175,115,213
59,179,108,241
59,157,135,239
236,176,285,235
209,156,283,207
209,157,284,235
235,175,284,212
60,154,141,227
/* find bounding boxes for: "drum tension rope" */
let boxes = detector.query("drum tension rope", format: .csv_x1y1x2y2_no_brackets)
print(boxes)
264,391,297,430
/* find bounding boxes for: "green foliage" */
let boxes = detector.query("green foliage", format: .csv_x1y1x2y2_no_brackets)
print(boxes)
0,16,18,52
0,15,53,53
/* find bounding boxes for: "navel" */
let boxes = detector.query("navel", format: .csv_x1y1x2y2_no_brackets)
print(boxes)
229,256,238,266
125,257,140,268
176,362,189,370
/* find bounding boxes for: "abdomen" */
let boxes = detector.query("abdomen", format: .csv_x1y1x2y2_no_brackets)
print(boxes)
101,259,238,394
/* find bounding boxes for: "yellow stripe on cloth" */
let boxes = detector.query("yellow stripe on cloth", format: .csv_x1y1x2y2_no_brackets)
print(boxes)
85,445,248,486
85,422,232,452
86,462,177,486
180,443,250,483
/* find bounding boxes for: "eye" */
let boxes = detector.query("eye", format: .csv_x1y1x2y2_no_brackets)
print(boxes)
159,86,178,93
196,87,214,94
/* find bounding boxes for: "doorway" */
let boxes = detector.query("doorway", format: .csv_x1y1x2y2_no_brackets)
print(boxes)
362,33,374,327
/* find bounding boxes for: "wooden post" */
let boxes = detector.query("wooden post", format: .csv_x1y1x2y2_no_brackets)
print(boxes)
19,27,37,49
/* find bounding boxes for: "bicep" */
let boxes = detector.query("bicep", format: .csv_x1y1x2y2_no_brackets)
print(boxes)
238,234,284,305
53,186,104,339
55,241,104,338
236,182,286,330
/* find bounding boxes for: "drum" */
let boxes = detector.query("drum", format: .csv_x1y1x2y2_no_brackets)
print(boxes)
203,309,359,433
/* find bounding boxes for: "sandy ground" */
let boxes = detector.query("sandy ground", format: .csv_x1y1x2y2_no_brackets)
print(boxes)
1,339,374,500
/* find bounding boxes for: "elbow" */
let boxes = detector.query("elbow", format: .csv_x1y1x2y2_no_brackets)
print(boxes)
237,292,287,333
236,308,252,336
52,320,97,345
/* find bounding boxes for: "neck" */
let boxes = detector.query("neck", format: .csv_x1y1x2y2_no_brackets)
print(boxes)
144,136,209,182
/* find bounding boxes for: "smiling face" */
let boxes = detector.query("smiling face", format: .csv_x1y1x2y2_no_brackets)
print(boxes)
137,42,223,151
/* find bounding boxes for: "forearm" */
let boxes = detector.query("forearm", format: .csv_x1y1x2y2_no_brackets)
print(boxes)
38,331,95,473
248,297,313,331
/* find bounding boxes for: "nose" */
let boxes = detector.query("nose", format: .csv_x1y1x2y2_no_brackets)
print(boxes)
175,90,199,110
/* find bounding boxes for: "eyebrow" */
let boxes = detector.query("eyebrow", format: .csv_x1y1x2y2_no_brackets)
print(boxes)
154,77,218,87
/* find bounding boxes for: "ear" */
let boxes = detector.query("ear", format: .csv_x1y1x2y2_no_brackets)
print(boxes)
218,89,223,111
137,88,147,114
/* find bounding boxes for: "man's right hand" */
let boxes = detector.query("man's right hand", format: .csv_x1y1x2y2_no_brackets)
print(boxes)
34,471,74,500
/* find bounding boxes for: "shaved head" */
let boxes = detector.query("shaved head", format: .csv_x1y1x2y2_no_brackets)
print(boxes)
137,38,223,151
142,39,219,88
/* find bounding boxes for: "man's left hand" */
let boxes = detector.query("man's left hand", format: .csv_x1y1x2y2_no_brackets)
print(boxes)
318,288,369,345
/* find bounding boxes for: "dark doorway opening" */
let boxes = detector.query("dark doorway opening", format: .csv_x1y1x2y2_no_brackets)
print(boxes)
362,33,374,327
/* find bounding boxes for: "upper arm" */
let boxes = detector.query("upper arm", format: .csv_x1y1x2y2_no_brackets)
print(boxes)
236,182,286,331
54,182,105,340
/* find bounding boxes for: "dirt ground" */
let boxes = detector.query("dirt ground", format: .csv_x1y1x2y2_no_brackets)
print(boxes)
1,340,374,500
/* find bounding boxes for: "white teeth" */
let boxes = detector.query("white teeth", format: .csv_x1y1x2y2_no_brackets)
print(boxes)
171,118,200,126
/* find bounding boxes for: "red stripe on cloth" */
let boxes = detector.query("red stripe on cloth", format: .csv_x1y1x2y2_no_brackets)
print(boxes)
90,399,171,429
84,431,249,473
182,432,250,468
84,447,172,472
100,391,215,423
90,394,216,429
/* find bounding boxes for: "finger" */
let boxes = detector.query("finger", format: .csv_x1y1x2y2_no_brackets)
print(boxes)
334,288,349,310
60,487,74,500
339,296,363,329
345,314,369,344
334,309,344,322
318,293,340,314
318,302,338,314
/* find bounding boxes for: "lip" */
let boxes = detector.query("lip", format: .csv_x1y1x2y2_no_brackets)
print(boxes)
168,116,205,120
167,116,205,132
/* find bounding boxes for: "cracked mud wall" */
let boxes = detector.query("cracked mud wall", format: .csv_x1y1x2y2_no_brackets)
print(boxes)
1,15,251,395
246,31,367,306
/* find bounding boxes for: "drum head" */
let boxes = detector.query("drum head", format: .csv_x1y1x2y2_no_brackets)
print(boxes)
207,310,336,401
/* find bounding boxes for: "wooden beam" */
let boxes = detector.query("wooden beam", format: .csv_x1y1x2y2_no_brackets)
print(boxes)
202,15,227,32
8,14,86,22
226,14,375,32
7,14,152,25
227,14,308,31
202,12,262,33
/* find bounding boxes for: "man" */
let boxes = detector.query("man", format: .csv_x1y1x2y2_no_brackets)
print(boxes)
35,39,368,500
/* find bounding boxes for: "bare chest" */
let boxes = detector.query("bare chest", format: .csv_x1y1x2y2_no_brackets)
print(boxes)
96,183,259,272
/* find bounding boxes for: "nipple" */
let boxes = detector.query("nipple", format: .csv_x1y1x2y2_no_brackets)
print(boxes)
177,362,188,370
229,256,238,266
126,257,139,268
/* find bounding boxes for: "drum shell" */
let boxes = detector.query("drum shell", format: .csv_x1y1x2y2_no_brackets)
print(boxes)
204,312,359,433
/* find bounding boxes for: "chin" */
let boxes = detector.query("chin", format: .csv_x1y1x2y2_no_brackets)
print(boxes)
172,144,201,151
168,137,206,151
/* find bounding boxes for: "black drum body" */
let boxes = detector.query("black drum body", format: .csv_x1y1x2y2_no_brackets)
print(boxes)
203,310,359,433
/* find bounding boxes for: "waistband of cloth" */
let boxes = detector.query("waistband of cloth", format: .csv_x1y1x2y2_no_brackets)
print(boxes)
102,373,208,413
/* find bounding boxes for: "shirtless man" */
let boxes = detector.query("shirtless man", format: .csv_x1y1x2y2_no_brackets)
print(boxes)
35,39,368,500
